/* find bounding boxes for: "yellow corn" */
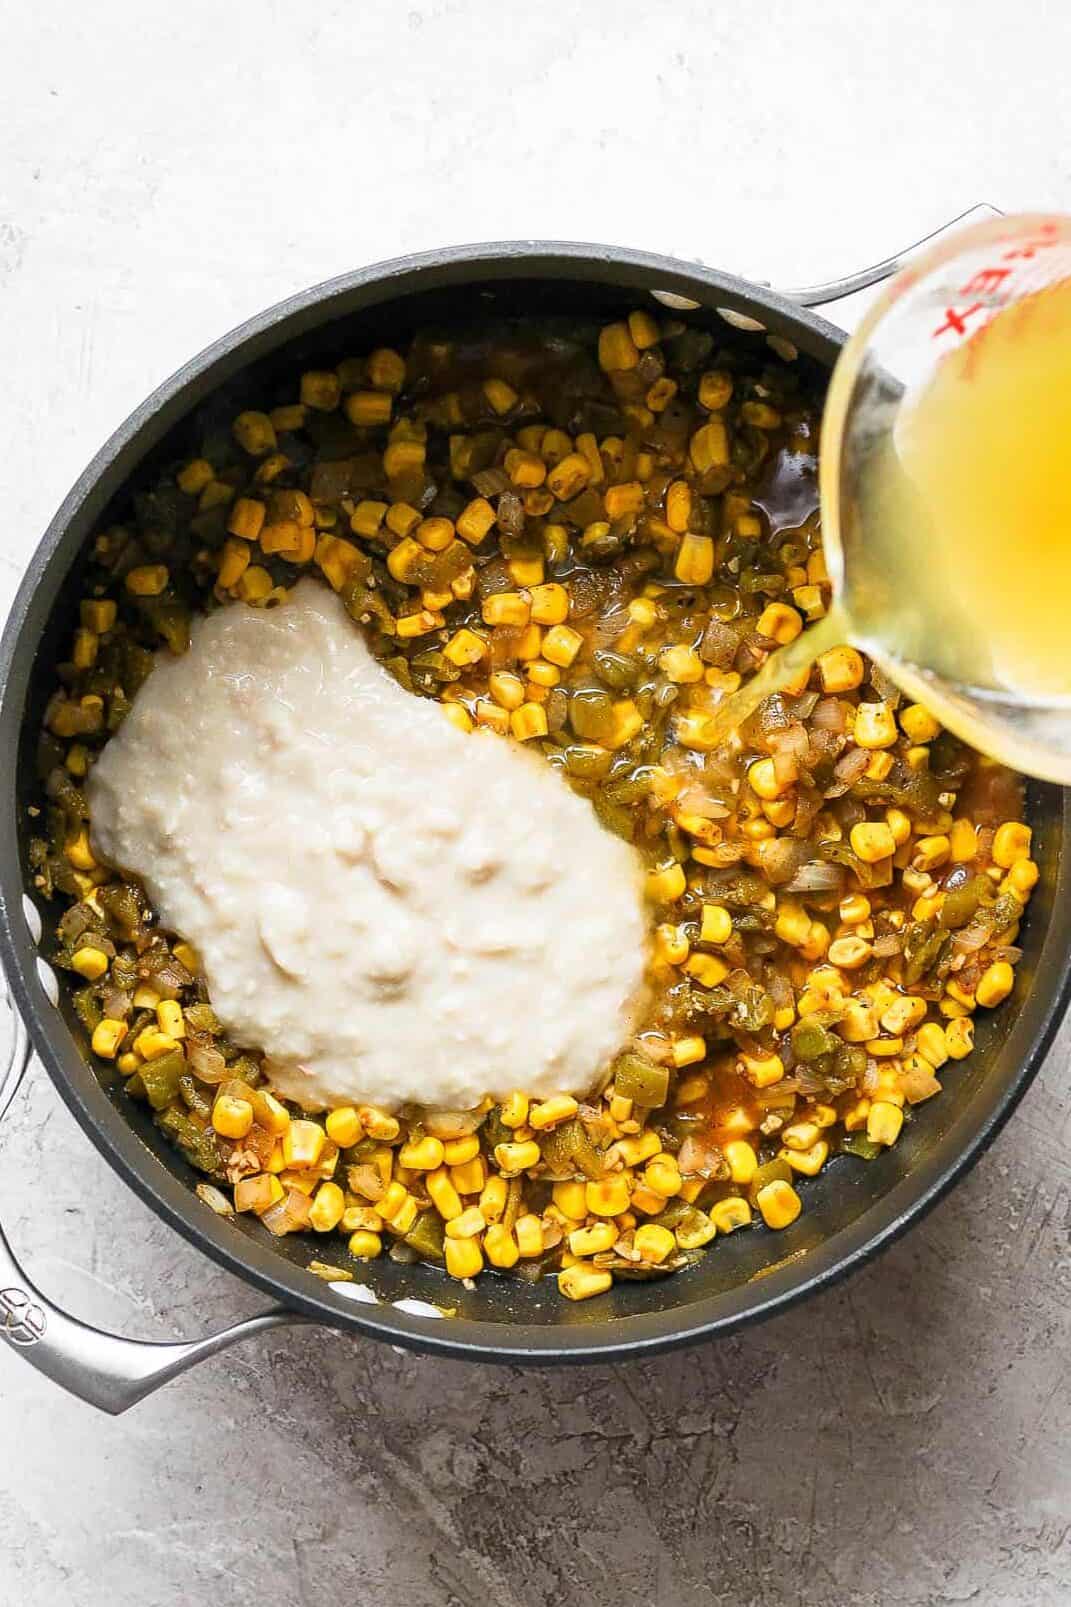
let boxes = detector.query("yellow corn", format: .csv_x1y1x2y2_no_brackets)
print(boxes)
598,322,639,371
757,603,803,644
853,702,898,749
900,703,941,743
283,1120,325,1168
569,1222,618,1256
711,1197,752,1234
71,946,109,982
233,411,277,456
529,1095,579,1130
782,1139,829,1176
724,1140,758,1185
674,533,715,585
646,862,686,903
325,1107,362,1148
479,1175,509,1221
494,1140,540,1176
349,1230,383,1259
739,1051,784,1089
670,1035,706,1069
212,1095,254,1140
443,628,488,667
480,1224,516,1268
817,647,864,692
558,1265,613,1301
993,822,1031,867
586,1176,631,1217
976,961,1014,1008
308,1181,345,1232
91,1019,127,1059
850,821,896,863
445,1206,487,1240
510,702,549,742
867,1101,904,1147
155,999,185,1040
445,1238,484,1280
756,1179,802,1230
398,1136,445,1171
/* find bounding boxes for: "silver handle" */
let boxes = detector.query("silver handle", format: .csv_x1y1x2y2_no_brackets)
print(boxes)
779,202,1004,330
0,986,307,1413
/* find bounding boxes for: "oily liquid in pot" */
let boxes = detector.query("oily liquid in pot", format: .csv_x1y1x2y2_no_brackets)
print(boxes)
710,278,1071,779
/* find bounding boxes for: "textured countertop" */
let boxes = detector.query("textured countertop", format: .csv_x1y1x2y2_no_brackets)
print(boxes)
2,4,1071,1603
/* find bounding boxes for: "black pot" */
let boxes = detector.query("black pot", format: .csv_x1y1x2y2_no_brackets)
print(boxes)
2,238,1067,1411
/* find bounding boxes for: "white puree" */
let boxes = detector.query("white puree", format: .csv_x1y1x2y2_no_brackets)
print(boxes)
89,580,647,1112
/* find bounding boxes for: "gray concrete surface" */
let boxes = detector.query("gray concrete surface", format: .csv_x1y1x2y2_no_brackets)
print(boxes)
2,4,1071,1603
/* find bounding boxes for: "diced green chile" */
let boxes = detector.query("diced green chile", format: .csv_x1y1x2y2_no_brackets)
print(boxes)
611,1051,670,1108
539,1118,603,1179
138,1049,187,1111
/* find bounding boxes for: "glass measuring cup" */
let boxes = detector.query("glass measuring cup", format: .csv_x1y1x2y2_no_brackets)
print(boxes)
819,211,1071,784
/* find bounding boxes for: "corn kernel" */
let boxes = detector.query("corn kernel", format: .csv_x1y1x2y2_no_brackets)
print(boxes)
828,935,873,970
308,1181,345,1233
724,1140,758,1185
325,1107,362,1148
993,822,1032,868
446,1206,487,1241
536,624,581,669
349,1230,383,1259
586,1176,631,1217
757,603,803,644
817,646,864,693
212,1095,254,1140
445,1238,484,1280
132,1026,180,1061
865,1101,903,1147
633,1223,675,1265
756,1179,802,1230
443,628,488,668
494,1140,540,1176
530,1095,579,1130
686,953,730,988
646,862,686,903
740,1051,785,1088
850,821,896,863
479,1175,509,1222
155,999,185,1040
690,419,729,473
510,701,549,742
598,322,640,371
782,1139,830,1177
91,1018,126,1059
569,1222,618,1257
854,702,898,749
711,1196,752,1234
484,1224,520,1268
558,1265,613,1301
283,1120,326,1168
398,1135,445,1171
900,703,941,743
976,960,1014,1009
71,945,109,982
675,532,715,585
125,564,169,598
670,1035,706,1069
659,644,704,684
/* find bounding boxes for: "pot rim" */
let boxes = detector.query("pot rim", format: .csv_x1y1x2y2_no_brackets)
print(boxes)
1,239,1066,1362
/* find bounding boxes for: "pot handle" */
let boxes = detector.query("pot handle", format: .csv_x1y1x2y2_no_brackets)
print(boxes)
778,202,1004,328
0,986,308,1413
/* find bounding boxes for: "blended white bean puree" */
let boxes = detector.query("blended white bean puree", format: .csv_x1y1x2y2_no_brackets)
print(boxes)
89,580,647,1112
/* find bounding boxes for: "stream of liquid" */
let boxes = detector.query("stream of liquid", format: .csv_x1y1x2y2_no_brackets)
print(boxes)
711,276,1071,779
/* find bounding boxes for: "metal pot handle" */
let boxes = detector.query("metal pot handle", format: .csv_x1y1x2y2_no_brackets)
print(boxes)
0,985,307,1413
779,202,1004,327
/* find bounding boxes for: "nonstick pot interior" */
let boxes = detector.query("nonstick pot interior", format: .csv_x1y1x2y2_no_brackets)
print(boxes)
2,245,1069,1362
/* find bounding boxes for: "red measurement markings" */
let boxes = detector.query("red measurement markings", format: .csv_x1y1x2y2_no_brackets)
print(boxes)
931,221,1065,341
